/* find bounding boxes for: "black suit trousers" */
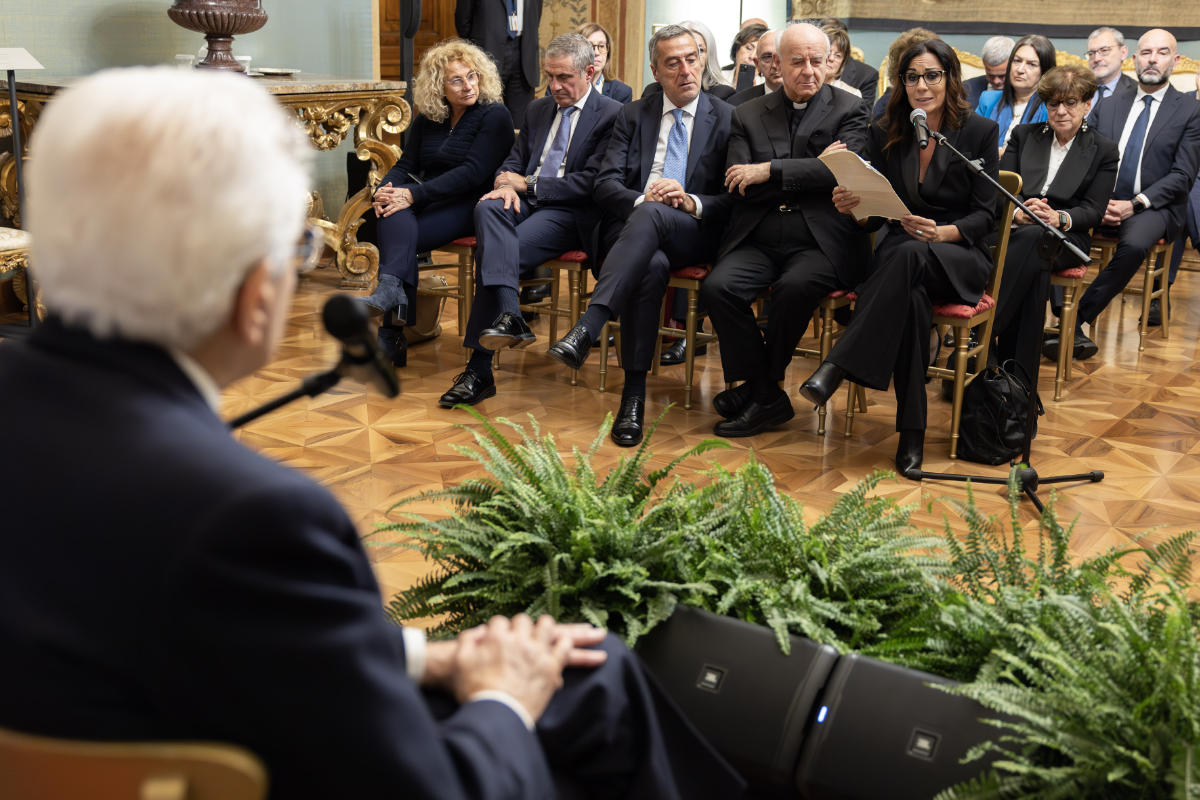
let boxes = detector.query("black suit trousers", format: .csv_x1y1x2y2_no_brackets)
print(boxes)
501,37,535,129
701,213,842,384
1076,210,1173,326
591,203,718,372
827,236,959,432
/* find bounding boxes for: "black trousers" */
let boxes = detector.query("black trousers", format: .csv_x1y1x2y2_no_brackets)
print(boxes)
376,196,477,324
826,238,963,432
701,211,841,384
500,36,534,130
1076,209,1173,327
590,203,718,372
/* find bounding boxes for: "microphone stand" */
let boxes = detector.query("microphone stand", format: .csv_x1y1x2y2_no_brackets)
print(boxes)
912,130,1103,513
227,366,343,429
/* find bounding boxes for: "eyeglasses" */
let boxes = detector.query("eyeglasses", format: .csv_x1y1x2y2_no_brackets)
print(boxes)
445,71,480,90
1045,98,1082,109
1085,45,1115,58
901,70,945,86
591,43,608,53
294,223,323,272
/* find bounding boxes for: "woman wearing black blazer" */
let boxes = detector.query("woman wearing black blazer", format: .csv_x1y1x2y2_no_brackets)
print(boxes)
994,65,1119,380
359,39,514,363
800,39,1000,478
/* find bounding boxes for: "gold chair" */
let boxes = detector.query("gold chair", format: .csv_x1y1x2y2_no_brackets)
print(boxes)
1087,233,1171,351
793,290,865,435
0,725,266,800
924,170,1022,459
426,236,477,334
1045,262,1088,400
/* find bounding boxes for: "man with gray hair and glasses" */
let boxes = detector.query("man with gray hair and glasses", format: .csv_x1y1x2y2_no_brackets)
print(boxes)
1085,26,1135,119
963,35,1014,107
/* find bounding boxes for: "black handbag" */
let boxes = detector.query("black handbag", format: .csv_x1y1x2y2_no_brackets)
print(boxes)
956,358,1042,465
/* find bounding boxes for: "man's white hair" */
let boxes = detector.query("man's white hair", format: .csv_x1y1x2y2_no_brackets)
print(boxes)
981,36,1016,67
27,67,312,351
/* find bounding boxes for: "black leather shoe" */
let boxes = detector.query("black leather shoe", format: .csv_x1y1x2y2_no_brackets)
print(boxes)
611,394,645,447
1041,333,1062,362
1072,331,1098,361
895,429,924,479
438,369,496,408
520,283,551,304
1144,298,1163,327
713,393,794,438
799,362,845,406
547,323,593,370
478,312,535,350
378,325,407,368
660,338,707,366
713,382,753,419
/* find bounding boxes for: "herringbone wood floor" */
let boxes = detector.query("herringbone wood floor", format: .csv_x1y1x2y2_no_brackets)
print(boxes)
221,255,1200,601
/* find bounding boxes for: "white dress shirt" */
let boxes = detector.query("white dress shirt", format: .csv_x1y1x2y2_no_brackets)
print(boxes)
1117,83,1170,201
635,93,704,218
534,87,591,179
1041,133,1075,195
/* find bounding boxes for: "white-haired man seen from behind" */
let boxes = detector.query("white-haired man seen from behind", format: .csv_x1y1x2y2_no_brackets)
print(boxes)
0,67,743,800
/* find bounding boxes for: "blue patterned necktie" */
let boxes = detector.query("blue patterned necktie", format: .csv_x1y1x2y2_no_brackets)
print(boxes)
662,108,688,188
539,106,576,179
1114,95,1153,200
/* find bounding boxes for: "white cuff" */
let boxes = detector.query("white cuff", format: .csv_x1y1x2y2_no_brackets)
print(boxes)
1135,192,1151,210
634,194,646,207
400,627,426,682
468,690,536,730
689,194,703,219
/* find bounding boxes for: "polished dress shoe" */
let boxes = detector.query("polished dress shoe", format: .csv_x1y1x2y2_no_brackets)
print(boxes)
895,429,924,479
1144,297,1163,327
712,382,753,419
611,394,645,447
478,312,535,350
713,393,794,438
660,338,707,366
377,325,407,368
521,283,552,304
799,362,845,406
547,323,593,370
438,369,496,408
1042,330,1098,362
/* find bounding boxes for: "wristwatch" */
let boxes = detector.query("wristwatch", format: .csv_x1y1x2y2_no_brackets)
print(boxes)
525,174,538,198
1131,196,1147,213
1057,211,1070,230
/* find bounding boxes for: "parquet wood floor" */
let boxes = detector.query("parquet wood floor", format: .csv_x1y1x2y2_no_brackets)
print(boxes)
221,255,1200,601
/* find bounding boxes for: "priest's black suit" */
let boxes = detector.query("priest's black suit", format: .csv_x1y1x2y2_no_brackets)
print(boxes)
0,320,744,800
994,123,1119,379
701,84,871,387
589,90,733,371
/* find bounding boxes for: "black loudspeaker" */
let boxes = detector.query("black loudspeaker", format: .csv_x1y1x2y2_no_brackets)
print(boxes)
636,606,839,794
400,0,421,38
794,653,1005,799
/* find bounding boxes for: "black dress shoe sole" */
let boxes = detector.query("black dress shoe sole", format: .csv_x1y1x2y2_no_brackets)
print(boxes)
660,342,707,366
1072,337,1099,361
713,400,795,438
478,331,535,351
547,343,588,370
438,383,496,408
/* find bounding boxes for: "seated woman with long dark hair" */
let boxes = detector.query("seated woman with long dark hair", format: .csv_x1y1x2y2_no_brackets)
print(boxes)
975,35,1056,154
993,65,1119,378
359,39,514,362
799,39,999,478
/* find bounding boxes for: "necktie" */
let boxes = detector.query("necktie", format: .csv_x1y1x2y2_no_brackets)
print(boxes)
662,109,688,188
1114,95,1153,200
505,0,518,38
539,106,576,179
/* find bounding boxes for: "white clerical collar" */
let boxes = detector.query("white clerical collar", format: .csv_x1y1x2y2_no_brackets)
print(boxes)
170,349,222,412
793,101,807,110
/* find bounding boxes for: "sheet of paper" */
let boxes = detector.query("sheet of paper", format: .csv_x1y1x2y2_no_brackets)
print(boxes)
0,49,45,71
818,149,910,222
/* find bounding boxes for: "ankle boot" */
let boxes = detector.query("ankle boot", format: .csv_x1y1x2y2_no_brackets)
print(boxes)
799,362,845,406
360,274,408,317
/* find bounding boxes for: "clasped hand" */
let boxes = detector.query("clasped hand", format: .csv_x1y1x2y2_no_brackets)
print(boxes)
645,178,695,214
1102,198,1135,227
479,171,529,213
1015,197,1061,228
373,182,413,218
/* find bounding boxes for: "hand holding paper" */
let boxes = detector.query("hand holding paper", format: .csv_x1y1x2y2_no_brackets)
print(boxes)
818,149,910,221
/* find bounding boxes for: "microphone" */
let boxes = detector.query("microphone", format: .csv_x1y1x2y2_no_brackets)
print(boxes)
321,294,400,398
910,108,931,150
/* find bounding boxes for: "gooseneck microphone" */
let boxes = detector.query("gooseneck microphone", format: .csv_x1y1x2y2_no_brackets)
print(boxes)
909,108,931,150
322,294,400,398
228,294,399,428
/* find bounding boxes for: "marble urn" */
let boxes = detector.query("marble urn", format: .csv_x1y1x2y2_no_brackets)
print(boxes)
168,0,268,72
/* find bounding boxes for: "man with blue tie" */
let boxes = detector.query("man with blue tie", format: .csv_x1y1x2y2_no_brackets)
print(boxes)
544,24,735,446
439,33,621,408
1046,27,1200,361
1084,27,1136,124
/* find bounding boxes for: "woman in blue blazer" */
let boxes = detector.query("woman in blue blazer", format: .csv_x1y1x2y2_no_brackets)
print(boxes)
580,21,633,103
975,35,1055,153
361,39,514,363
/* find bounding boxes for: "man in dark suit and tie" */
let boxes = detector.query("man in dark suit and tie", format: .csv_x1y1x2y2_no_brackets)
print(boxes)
728,29,782,107
543,25,734,446
962,35,1014,108
1048,27,1200,360
439,33,621,408
700,22,871,437
455,0,543,129
0,66,744,800
1084,26,1137,123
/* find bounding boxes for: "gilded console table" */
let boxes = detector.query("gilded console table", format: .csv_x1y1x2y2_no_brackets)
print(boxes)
0,75,410,287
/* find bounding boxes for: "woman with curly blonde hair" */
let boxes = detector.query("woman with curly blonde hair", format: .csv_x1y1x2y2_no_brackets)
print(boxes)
360,38,514,364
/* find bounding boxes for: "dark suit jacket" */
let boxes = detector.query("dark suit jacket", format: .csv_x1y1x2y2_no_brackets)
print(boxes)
864,112,1000,303
840,57,879,111
1087,73,1138,123
499,89,622,248
0,322,553,800
1000,123,1120,235
592,91,734,256
641,81,736,102
720,84,871,285
963,75,989,110
455,0,543,88
728,83,771,107
1090,81,1200,229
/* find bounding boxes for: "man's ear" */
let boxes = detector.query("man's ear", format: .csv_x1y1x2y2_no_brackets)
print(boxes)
231,259,274,347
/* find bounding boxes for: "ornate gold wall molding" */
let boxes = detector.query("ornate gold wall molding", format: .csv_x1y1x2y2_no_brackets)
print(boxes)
537,0,646,94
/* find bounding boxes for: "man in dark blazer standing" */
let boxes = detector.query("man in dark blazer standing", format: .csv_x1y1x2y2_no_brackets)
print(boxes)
1051,27,1200,360
728,29,782,107
455,0,543,128
543,25,734,446
700,22,870,437
439,33,621,408
0,66,744,800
